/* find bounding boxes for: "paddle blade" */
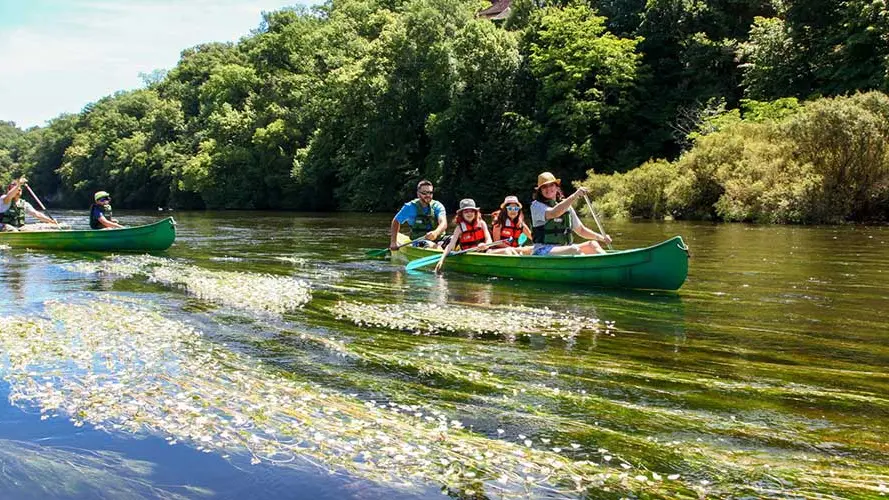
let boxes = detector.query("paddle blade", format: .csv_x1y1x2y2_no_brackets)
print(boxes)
405,254,440,271
365,248,390,258
518,233,528,246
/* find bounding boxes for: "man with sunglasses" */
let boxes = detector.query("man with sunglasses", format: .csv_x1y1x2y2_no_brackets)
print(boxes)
90,191,124,229
389,179,447,250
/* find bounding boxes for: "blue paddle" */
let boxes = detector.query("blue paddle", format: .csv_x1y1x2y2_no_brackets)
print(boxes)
518,233,528,246
405,238,512,271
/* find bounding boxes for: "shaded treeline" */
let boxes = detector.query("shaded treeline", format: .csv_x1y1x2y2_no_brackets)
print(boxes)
1,0,887,219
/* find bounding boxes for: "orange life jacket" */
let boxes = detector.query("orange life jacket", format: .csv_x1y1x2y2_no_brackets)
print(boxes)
458,220,486,250
495,218,524,247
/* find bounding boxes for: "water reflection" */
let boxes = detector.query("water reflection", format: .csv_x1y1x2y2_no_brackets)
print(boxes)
1,255,27,303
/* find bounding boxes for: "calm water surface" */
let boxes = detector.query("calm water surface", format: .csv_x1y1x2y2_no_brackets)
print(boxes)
0,210,887,499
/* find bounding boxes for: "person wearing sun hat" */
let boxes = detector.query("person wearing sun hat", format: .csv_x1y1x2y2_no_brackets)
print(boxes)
491,195,534,255
0,177,57,231
433,198,516,273
530,171,611,256
89,190,124,230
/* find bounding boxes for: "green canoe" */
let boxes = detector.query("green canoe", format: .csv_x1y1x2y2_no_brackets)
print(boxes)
396,233,689,291
0,217,176,252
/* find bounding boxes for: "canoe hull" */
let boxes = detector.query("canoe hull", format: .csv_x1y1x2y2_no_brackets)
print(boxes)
0,217,176,252
397,235,689,291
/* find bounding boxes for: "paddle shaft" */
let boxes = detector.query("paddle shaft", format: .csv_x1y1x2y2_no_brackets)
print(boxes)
395,236,428,251
406,238,512,271
368,235,427,257
448,238,511,258
583,194,612,251
23,184,58,223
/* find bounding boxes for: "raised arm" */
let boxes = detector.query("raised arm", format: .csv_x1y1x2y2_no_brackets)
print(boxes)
2,180,23,202
544,187,588,220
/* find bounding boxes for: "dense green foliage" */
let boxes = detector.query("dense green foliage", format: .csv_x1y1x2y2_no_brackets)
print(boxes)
1,0,886,220
0,121,28,183
582,92,889,223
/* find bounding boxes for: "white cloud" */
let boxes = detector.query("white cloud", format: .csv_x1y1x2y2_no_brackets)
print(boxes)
0,0,303,128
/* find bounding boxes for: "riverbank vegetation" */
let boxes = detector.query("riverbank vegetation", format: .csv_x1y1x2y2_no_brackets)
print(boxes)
1,0,887,222
582,92,889,223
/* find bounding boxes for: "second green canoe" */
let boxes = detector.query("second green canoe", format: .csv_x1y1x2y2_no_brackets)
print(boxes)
0,217,176,252
396,233,689,291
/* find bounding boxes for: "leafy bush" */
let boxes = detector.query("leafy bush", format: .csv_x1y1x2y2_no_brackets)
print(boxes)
580,159,679,219
581,91,889,223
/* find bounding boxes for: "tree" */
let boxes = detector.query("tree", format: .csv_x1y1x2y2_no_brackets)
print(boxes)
521,1,640,180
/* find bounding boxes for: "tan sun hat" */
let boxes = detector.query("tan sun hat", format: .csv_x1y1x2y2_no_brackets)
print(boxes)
457,198,479,212
536,172,561,189
500,195,523,209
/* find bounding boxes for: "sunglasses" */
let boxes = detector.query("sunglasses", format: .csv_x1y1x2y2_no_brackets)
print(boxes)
506,205,521,212
418,191,433,196
98,197,110,202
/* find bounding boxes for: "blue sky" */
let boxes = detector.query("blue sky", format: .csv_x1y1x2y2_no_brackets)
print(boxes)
0,0,303,128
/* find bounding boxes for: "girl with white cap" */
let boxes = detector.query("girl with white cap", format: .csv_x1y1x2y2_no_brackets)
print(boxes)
491,195,533,255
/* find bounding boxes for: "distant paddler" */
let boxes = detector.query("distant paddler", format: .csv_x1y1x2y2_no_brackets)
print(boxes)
530,172,611,256
0,177,59,232
389,179,447,251
90,191,124,229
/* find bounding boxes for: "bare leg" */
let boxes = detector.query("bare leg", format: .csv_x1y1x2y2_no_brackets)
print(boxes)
544,241,605,256
488,247,518,255
543,245,582,256
577,241,605,254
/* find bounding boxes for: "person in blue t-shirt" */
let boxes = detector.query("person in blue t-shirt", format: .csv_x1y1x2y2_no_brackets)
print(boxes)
89,191,124,230
389,179,447,250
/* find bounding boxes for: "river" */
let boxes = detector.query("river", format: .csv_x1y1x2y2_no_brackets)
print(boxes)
1,210,887,499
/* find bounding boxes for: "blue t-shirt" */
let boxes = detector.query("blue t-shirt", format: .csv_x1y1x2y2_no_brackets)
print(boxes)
394,199,446,226
90,205,110,229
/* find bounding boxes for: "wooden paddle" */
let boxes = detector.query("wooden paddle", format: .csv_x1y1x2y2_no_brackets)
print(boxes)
583,194,612,251
366,235,426,257
23,184,59,225
406,238,512,271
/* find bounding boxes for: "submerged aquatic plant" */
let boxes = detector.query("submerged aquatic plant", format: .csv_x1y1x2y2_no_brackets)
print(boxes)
65,255,312,315
329,301,613,341
0,302,685,498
